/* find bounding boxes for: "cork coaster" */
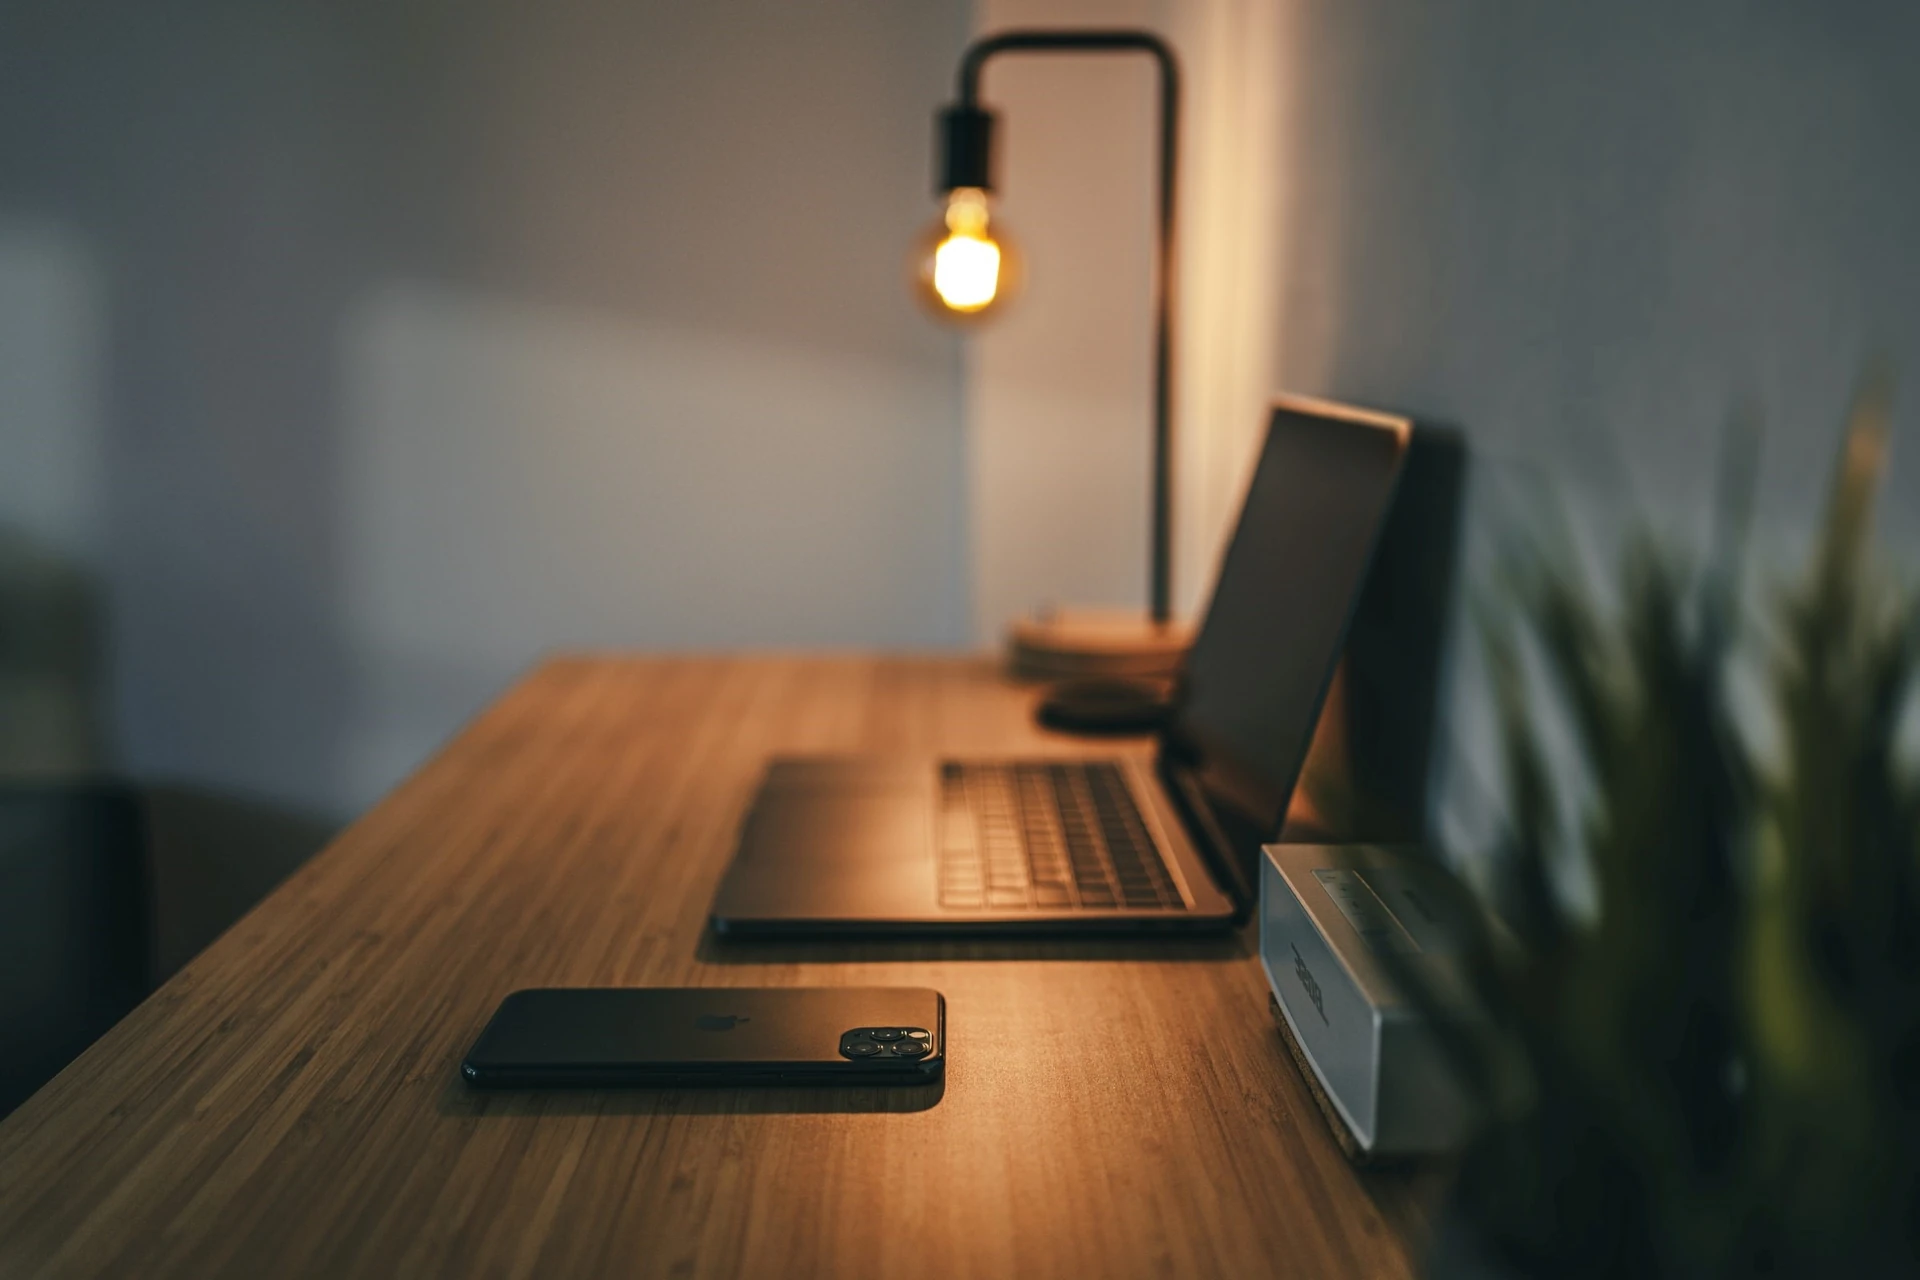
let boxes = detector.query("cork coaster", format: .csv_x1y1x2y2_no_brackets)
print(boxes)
1269,992,1375,1165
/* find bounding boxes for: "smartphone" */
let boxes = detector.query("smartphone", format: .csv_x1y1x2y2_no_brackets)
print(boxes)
460,986,945,1087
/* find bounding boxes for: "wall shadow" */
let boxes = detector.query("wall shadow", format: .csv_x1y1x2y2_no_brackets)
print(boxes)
0,523,106,773
141,782,337,980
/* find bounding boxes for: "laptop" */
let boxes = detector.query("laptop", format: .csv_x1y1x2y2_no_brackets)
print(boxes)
710,395,1413,936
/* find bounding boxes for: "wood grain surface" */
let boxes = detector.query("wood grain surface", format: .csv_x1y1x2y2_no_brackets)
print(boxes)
0,656,1440,1278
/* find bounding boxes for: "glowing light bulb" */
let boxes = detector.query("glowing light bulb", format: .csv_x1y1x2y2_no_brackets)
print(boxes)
933,190,1001,309
912,188,1020,322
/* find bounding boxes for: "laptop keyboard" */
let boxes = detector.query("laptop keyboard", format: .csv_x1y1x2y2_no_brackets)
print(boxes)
937,762,1186,911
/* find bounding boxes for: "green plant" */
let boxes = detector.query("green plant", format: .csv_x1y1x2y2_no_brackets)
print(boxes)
1431,373,1920,1277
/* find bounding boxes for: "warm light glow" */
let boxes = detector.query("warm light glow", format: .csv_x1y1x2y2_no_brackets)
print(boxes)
923,188,1009,316
934,235,1001,311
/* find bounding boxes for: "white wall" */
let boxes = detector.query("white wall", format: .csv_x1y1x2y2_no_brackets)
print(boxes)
1252,0,1920,849
1266,0,1920,537
5,0,1915,834
964,0,1158,642
960,0,1297,637
966,0,1920,850
0,0,972,817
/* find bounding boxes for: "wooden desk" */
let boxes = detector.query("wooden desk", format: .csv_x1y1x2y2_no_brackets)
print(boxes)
0,657,1434,1277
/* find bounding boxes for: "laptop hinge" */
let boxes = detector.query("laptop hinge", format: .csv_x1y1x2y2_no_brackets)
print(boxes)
1156,756,1256,923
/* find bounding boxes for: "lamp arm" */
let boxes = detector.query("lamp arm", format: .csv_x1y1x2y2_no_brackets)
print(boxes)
947,29,1180,626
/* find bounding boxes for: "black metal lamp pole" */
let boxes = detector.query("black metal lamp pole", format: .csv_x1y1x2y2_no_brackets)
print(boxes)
936,29,1180,626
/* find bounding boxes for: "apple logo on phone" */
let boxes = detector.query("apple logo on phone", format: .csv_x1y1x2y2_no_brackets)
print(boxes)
695,1014,749,1031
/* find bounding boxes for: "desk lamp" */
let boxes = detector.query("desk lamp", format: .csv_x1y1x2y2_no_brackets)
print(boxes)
915,29,1188,732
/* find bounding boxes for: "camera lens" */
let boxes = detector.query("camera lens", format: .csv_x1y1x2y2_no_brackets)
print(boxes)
868,1028,903,1042
889,1039,928,1057
842,1041,881,1057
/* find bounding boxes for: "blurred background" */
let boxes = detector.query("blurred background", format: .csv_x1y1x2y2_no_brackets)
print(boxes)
3,0,1918,993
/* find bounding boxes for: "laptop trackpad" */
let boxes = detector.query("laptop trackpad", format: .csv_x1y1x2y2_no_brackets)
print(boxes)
720,782,935,921
739,793,931,866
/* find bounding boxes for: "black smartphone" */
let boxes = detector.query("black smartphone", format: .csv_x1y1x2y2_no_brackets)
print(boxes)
460,986,945,1087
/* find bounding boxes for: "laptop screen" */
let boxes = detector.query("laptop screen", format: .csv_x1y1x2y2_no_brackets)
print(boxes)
1165,396,1411,844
